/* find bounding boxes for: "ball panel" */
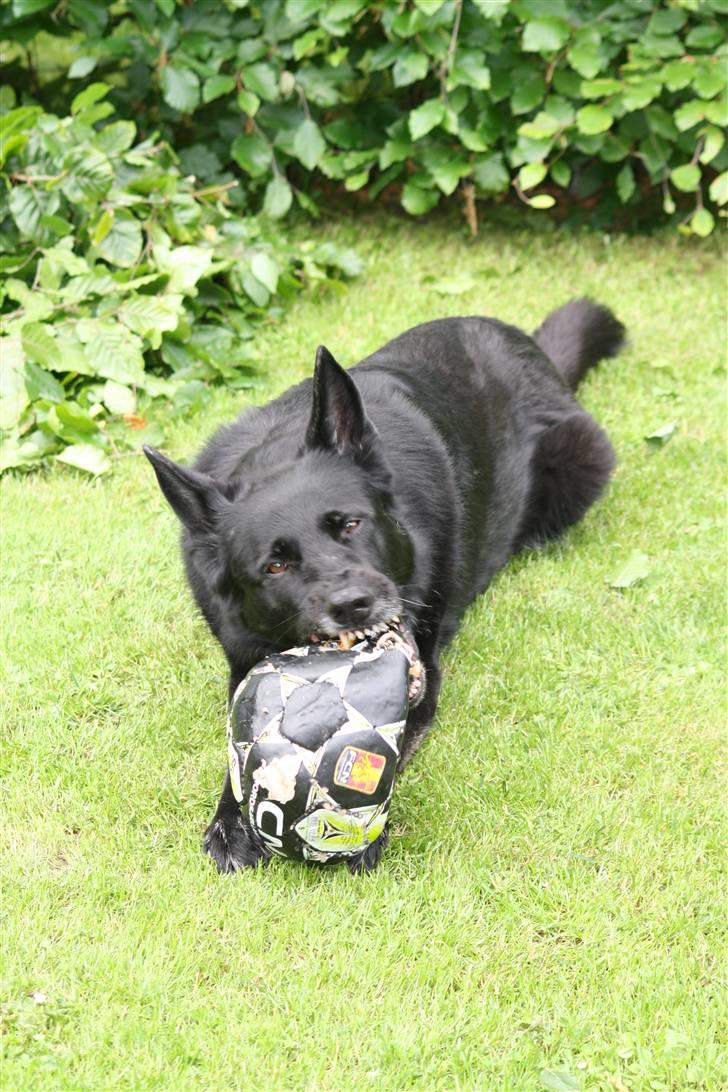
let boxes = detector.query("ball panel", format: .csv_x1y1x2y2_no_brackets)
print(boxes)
280,680,348,749
343,649,410,726
231,670,284,744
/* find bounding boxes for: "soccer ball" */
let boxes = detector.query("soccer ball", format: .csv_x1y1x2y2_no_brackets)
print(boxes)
227,624,422,864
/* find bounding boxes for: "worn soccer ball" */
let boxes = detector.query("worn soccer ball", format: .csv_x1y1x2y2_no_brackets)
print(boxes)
227,621,423,864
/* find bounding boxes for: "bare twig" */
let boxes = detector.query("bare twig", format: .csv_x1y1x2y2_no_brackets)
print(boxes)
440,0,463,99
462,181,478,236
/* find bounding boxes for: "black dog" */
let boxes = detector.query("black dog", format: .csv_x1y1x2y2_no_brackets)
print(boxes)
145,298,624,874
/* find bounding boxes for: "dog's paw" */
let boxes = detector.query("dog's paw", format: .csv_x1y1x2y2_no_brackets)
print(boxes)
347,825,390,876
203,815,270,874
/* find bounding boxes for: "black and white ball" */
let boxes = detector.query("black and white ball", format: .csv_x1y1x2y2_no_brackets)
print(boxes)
227,624,423,864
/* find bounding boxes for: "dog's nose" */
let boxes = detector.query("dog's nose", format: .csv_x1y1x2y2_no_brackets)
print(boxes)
328,586,374,627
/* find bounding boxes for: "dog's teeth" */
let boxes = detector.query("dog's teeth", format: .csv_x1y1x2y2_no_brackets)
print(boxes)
355,629,364,640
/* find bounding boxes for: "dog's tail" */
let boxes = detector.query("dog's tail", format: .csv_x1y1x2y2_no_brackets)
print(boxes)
533,298,626,390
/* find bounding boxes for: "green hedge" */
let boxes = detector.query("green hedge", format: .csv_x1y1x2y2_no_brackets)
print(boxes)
3,0,726,234
0,88,361,474
1,0,726,474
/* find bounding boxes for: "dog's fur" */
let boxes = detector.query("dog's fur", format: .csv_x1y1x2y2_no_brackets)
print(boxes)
145,298,625,874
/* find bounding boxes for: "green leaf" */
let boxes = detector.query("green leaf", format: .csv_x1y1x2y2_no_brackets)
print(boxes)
617,162,635,203
118,295,182,348
576,104,612,135
550,160,571,187
8,187,60,246
674,101,705,132
609,551,650,589
695,63,726,100
231,132,272,177
237,89,261,116
705,98,728,127
662,60,693,92
203,75,236,103
57,443,111,476
310,242,364,277
76,319,146,386
49,401,100,438
644,421,676,446
94,121,136,155
0,336,29,431
161,65,200,113
21,323,61,371
529,194,555,209
344,169,370,192
96,214,143,268
12,0,54,14
154,245,214,293
567,43,603,79
473,153,509,192
685,24,723,50
401,181,440,214
539,1071,580,1092
24,360,65,403
0,106,41,166
68,56,97,79
263,176,293,218
70,82,109,115
511,75,545,114
518,111,561,140
523,17,570,53
518,162,547,190
580,77,622,99
648,8,686,34
93,209,114,246
250,252,280,294
242,271,270,307
694,207,715,238
670,164,700,192
393,50,428,88
409,99,446,141
700,126,724,165
709,171,728,206
102,380,136,415
242,63,279,103
293,119,326,170
62,146,113,202
448,52,491,91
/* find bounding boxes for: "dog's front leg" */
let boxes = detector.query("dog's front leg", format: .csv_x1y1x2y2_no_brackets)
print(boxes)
203,663,271,873
398,653,442,770
203,771,270,873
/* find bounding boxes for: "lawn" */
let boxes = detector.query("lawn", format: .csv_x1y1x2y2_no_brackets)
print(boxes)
2,215,725,1091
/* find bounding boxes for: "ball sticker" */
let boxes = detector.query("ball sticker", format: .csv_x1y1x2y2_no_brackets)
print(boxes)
333,746,386,794
294,802,388,855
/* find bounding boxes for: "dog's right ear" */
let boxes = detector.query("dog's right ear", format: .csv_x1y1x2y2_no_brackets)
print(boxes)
143,446,228,532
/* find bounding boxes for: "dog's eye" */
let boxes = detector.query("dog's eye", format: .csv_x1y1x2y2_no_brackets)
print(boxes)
266,560,288,575
343,518,361,534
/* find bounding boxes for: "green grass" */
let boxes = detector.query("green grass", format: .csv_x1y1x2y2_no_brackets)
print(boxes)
2,215,726,1091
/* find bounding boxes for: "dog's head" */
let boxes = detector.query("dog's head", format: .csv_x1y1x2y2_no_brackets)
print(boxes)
144,347,414,650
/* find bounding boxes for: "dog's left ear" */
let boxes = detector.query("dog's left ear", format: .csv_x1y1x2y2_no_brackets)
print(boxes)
305,345,373,455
